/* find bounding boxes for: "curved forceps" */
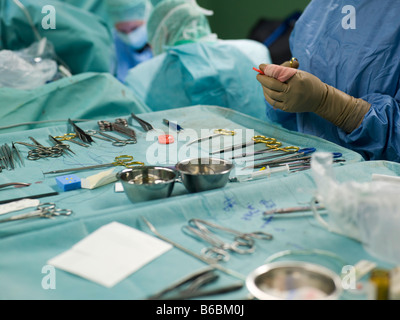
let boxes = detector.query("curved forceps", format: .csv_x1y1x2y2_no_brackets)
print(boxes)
0,203,73,223
187,129,236,146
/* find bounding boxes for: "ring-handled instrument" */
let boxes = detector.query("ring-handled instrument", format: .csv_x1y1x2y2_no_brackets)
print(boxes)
141,216,247,281
49,135,76,155
89,129,136,147
11,142,24,166
182,219,273,262
54,133,90,148
98,120,137,144
245,151,342,170
14,141,64,160
0,203,72,224
85,130,114,142
243,148,318,170
210,135,281,155
43,155,144,174
253,147,316,163
230,144,300,160
186,129,236,146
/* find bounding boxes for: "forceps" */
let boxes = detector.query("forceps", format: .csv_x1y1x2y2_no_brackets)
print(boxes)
230,145,300,160
183,219,273,262
0,203,72,223
14,140,64,160
147,267,243,300
186,129,236,146
87,130,136,147
210,135,282,155
43,155,144,174
131,113,154,132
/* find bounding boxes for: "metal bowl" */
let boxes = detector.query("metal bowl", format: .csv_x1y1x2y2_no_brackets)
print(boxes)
175,157,234,193
246,261,342,300
117,166,177,203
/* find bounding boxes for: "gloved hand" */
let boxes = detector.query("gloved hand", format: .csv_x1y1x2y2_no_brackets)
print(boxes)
256,63,371,133
280,58,299,69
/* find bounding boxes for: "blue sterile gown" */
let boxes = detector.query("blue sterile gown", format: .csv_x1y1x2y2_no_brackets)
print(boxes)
266,0,400,161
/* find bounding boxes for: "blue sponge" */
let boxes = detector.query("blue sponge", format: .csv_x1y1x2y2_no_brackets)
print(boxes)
56,175,81,192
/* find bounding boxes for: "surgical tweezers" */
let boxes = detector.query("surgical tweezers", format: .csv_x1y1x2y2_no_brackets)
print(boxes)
131,113,154,131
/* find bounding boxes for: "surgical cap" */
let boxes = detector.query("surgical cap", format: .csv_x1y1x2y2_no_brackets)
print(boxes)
106,0,151,24
147,0,213,56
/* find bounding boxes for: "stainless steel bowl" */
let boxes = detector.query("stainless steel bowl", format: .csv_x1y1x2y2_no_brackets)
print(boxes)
175,157,234,193
117,166,177,203
246,261,342,300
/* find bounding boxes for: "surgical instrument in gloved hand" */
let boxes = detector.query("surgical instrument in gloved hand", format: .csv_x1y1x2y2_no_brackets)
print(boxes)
49,135,76,155
140,216,247,282
256,63,371,133
147,267,243,300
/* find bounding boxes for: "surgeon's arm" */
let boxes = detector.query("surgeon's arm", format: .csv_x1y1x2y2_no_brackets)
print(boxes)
256,64,371,133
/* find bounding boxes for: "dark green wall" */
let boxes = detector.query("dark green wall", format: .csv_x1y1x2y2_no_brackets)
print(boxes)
197,0,311,39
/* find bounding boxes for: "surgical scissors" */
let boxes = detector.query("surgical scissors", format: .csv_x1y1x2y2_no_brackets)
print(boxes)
253,147,316,163
54,133,90,148
187,129,236,146
87,130,136,147
14,141,64,160
0,203,72,223
183,219,273,262
49,135,76,155
43,155,144,174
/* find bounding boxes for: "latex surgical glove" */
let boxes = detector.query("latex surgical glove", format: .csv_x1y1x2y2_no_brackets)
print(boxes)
256,63,371,133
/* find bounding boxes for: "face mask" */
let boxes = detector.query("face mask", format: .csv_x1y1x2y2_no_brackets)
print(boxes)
117,24,148,50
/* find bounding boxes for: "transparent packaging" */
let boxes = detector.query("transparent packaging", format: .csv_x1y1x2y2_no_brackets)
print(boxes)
0,38,58,90
311,152,400,265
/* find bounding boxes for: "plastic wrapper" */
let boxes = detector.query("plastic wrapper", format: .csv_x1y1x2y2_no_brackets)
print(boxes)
311,152,400,265
0,38,58,90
